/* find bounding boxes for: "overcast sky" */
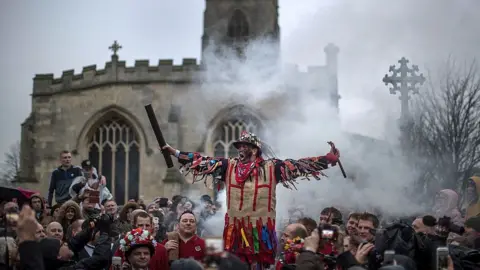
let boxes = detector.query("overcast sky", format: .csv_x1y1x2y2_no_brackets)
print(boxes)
1,0,479,163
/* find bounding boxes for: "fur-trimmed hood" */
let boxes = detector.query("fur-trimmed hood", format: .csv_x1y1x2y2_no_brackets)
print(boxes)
119,202,140,222
56,200,83,225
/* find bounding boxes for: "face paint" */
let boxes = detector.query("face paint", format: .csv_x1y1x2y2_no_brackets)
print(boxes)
237,143,253,163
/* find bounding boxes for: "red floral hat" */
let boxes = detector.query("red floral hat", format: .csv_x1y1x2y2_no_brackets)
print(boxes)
233,131,262,150
119,228,157,256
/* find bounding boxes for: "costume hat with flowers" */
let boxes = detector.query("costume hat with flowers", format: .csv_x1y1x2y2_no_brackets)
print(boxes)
233,131,262,151
282,236,305,264
119,228,157,258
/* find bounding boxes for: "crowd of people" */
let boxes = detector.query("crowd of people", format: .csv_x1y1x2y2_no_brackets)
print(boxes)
0,143,480,269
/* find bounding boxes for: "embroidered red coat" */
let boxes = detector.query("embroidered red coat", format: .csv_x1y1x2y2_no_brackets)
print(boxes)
176,151,336,266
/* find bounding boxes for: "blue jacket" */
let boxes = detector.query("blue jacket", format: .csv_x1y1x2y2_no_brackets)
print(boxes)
47,165,83,205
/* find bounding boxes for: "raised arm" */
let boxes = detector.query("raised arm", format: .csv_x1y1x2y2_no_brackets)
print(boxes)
162,145,229,183
273,145,340,187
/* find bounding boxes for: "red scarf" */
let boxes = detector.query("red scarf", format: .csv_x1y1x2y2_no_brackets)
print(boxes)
235,157,263,184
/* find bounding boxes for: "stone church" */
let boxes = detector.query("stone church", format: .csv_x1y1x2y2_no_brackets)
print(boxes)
18,0,341,205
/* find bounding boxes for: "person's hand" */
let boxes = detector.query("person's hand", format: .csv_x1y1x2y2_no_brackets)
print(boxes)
325,141,340,165
165,240,178,251
160,144,176,156
355,242,375,264
303,229,320,252
16,205,40,243
121,262,131,270
327,141,340,158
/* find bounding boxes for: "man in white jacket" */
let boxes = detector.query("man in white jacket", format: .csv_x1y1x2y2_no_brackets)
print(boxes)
70,159,113,208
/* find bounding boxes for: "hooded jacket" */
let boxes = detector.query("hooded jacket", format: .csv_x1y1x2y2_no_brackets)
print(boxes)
465,176,480,220
433,189,463,225
29,194,52,227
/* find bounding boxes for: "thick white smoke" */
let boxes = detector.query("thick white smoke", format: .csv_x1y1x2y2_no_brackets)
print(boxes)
175,0,480,233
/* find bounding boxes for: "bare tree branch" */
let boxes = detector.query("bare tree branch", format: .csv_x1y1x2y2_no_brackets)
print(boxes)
406,59,480,190
0,141,20,186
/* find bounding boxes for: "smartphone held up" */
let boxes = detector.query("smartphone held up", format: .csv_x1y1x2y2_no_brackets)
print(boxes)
436,247,449,270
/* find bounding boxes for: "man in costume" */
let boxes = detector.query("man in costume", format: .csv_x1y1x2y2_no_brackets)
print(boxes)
162,131,340,268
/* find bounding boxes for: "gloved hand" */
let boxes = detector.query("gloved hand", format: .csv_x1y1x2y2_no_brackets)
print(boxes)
95,213,114,234
325,141,340,165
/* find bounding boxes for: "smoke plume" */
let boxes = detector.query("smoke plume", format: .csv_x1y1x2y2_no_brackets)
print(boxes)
177,0,480,233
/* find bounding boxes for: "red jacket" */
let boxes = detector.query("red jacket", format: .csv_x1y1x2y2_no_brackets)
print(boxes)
161,235,206,261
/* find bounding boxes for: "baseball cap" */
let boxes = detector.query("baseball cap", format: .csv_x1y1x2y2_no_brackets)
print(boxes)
81,159,92,169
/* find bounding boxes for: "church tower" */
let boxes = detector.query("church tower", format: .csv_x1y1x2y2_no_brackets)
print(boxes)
201,0,280,61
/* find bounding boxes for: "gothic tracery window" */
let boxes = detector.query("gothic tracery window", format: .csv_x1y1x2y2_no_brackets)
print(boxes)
87,115,140,205
213,118,260,158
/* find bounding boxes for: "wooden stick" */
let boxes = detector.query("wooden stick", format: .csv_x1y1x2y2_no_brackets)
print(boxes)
327,141,347,178
144,104,174,168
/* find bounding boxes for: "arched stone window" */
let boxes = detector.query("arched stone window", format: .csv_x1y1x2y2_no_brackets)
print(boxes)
227,10,249,41
213,117,261,158
227,9,249,57
87,115,140,205
210,115,261,200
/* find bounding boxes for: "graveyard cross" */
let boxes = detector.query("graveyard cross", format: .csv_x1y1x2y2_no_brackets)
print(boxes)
109,40,122,56
382,57,426,121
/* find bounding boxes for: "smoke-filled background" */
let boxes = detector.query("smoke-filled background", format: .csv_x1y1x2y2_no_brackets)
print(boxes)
1,0,480,229
179,0,480,231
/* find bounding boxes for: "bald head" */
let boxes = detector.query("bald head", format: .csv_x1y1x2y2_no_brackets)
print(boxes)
46,221,63,241
282,223,309,243
70,219,84,237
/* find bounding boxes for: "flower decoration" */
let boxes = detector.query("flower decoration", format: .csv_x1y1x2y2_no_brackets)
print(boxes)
233,131,262,149
283,236,305,254
281,236,305,264
119,228,157,253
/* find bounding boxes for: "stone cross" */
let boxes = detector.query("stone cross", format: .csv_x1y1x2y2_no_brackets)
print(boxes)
109,40,122,56
382,57,426,121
